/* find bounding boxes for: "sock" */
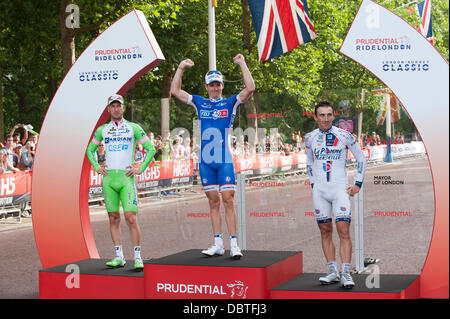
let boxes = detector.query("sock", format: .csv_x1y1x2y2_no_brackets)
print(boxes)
134,246,141,260
342,263,351,274
114,245,124,259
327,261,338,274
230,235,238,248
214,234,223,247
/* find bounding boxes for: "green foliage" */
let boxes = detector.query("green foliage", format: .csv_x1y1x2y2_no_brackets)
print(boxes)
0,0,448,139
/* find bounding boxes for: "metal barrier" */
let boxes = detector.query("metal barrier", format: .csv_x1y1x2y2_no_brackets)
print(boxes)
0,144,426,225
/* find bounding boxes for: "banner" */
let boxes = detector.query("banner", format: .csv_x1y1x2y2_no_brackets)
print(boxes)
340,0,449,298
32,9,165,268
0,171,32,207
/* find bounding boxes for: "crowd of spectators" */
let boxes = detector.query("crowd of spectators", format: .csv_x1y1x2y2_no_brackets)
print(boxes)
1,123,411,175
1,124,37,174
230,130,305,157
123,130,306,166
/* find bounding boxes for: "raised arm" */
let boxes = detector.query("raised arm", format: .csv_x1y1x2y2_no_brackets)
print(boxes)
233,54,255,103
170,59,195,104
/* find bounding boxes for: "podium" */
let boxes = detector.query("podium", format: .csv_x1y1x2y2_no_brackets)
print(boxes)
270,273,420,299
144,250,302,299
39,249,420,299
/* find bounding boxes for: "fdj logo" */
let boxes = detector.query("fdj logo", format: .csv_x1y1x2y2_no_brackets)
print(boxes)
326,134,338,147
200,109,228,120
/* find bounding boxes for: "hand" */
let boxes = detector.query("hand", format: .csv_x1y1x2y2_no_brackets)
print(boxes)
97,167,108,176
179,59,195,70
125,166,142,177
346,185,361,197
233,53,245,65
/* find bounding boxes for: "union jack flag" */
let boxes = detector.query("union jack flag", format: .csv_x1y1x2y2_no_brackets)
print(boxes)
248,0,317,62
417,0,434,45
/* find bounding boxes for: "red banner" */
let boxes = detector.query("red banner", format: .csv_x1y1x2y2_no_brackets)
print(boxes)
0,171,32,206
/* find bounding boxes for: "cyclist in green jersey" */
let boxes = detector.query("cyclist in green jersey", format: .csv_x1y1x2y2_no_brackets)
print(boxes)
87,94,156,271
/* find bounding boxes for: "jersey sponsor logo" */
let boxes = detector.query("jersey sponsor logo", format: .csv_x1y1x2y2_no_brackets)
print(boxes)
200,109,228,120
118,127,130,134
326,134,339,147
322,161,333,172
107,144,129,151
314,148,343,160
104,137,132,144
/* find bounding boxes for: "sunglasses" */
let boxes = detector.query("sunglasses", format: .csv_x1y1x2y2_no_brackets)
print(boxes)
206,70,222,76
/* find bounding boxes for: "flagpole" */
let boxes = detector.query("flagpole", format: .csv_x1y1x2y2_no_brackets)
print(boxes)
208,0,217,71
385,93,393,162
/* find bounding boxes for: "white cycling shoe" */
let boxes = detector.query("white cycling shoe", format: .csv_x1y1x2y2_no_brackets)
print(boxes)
319,271,340,285
201,245,225,257
230,246,243,260
340,272,355,289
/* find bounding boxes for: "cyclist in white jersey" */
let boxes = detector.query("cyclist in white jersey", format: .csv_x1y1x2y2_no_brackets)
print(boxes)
305,101,367,288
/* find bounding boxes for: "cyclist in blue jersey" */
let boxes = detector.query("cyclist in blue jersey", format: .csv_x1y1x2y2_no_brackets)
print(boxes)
171,54,255,259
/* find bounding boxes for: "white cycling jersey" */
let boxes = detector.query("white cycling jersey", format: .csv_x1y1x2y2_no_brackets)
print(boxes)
87,119,153,171
305,126,366,187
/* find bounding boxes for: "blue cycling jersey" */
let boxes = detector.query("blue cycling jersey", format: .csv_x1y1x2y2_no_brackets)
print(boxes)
188,94,242,164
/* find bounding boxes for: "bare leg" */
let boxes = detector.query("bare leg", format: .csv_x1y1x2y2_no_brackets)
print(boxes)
221,190,237,235
205,190,222,235
336,221,352,264
108,212,122,246
318,222,336,262
124,211,141,247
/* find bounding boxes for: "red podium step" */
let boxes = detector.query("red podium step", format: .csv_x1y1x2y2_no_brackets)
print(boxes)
144,249,303,299
39,258,144,299
270,273,420,299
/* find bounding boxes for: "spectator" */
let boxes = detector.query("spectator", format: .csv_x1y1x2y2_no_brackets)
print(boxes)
231,138,239,156
21,141,34,170
96,142,106,167
182,136,191,160
394,132,404,144
28,133,38,146
282,143,292,155
367,132,377,146
172,136,184,160
190,136,200,159
147,131,155,145
152,135,162,162
160,134,172,160
1,135,20,172
13,144,23,168
0,153,7,174
134,142,144,164
156,135,171,161
376,134,382,145
243,141,250,156
9,123,28,147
